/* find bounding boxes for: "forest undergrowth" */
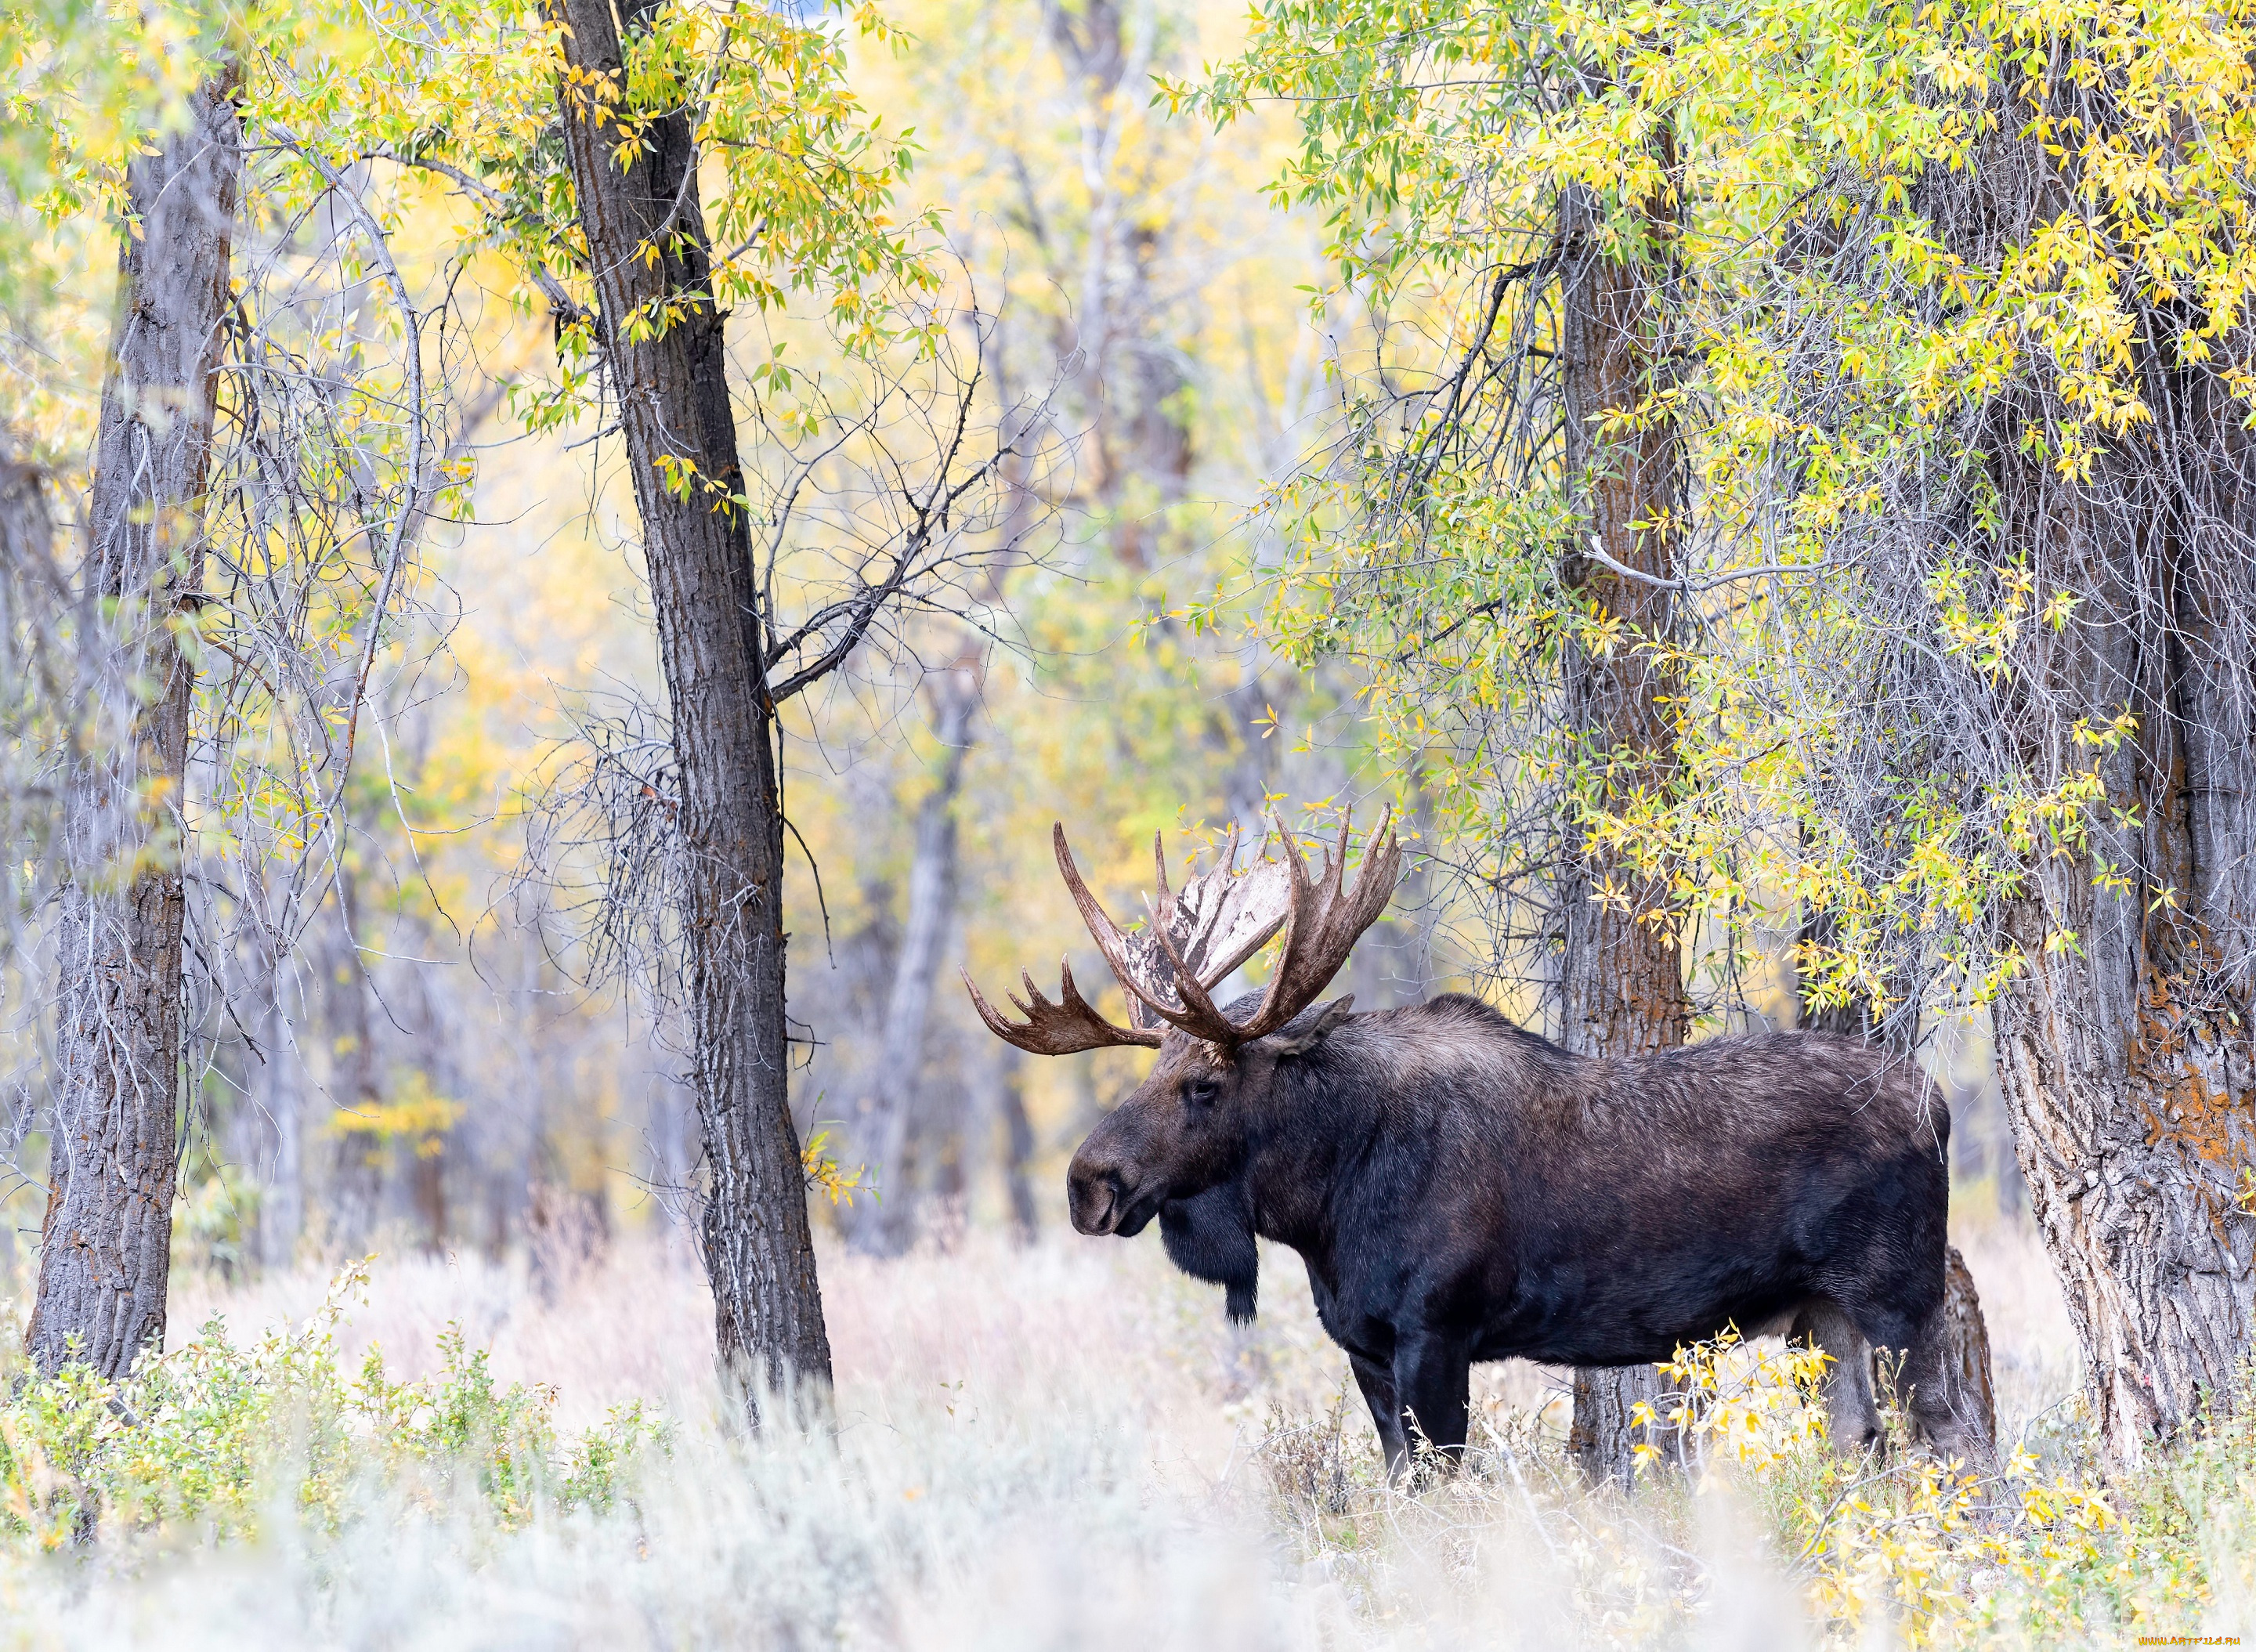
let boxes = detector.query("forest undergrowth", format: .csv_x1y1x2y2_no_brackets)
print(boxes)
0,1224,2248,1648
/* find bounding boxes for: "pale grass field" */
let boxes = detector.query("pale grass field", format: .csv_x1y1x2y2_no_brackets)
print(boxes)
168,1200,2083,1441
0,1209,2138,1650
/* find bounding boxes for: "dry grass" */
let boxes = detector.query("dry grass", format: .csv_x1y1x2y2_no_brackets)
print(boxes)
169,1224,1337,1442
165,1206,2079,1443
7,1212,2244,1649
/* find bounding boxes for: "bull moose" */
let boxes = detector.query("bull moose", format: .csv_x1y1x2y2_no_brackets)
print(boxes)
964,813,1988,1475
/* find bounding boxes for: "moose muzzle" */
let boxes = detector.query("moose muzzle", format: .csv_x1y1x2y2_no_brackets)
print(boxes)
1066,1153,1159,1238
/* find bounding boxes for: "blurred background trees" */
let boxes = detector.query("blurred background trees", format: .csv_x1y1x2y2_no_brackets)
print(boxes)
0,0,1410,1305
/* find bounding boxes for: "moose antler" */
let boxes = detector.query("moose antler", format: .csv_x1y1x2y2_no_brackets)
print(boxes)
1216,808,1402,1043
964,809,1403,1055
961,954,1163,1053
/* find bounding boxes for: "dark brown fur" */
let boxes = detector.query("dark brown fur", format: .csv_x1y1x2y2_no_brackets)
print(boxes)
1069,993,1987,1473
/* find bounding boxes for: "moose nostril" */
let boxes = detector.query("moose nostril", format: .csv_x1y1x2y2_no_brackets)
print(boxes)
1067,1165,1125,1234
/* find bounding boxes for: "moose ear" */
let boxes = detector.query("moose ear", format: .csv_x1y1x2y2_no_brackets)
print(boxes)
1263,995,1355,1057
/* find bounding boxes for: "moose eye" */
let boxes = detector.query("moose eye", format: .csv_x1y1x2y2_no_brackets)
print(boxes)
1180,1076,1221,1108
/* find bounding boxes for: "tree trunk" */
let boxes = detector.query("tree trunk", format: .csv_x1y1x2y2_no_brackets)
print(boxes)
257,942,303,1270
997,1044,1039,1245
0,432,48,580
404,949,457,1256
27,72,240,1378
325,869,386,1250
1890,63,2256,1475
548,0,831,1415
1553,173,1695,1488
847,670,976,1254
0,439,49,1297
1941,1244,1998,1448
1796,884,1877,1039
411,1136,447,1256
1986,485,2256,1466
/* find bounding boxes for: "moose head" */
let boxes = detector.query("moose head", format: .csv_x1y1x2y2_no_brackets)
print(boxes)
962,812,1401,1240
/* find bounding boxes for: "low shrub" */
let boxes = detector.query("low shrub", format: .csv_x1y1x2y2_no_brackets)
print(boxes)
0,1260,661,1550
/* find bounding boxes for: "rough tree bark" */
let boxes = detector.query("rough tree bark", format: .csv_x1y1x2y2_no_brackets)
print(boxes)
1987,438,2256,1468
1553,172,1696,1487
1940,1244,1998,1447
1904,71,2256,1472
548,0,832,1414
27,73,240,1378
847,668,977,1254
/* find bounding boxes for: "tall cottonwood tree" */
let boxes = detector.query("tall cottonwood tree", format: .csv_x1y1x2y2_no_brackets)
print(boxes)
539,0,1032,1408
546,0,832,1402
1590,15,2256,1469
1849,67,2256,1467
1553,175,1696,1487
1982,432,2256,1469
16,45,479,1353
27,70,240,1377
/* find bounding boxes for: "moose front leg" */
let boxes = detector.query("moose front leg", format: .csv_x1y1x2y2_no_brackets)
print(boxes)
1349,1350,1411,1478
1393,1328,1472,1473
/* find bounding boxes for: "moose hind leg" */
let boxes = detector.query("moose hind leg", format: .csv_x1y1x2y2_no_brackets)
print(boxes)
1893,1295,1995,1466
1791,1299,1883,1454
